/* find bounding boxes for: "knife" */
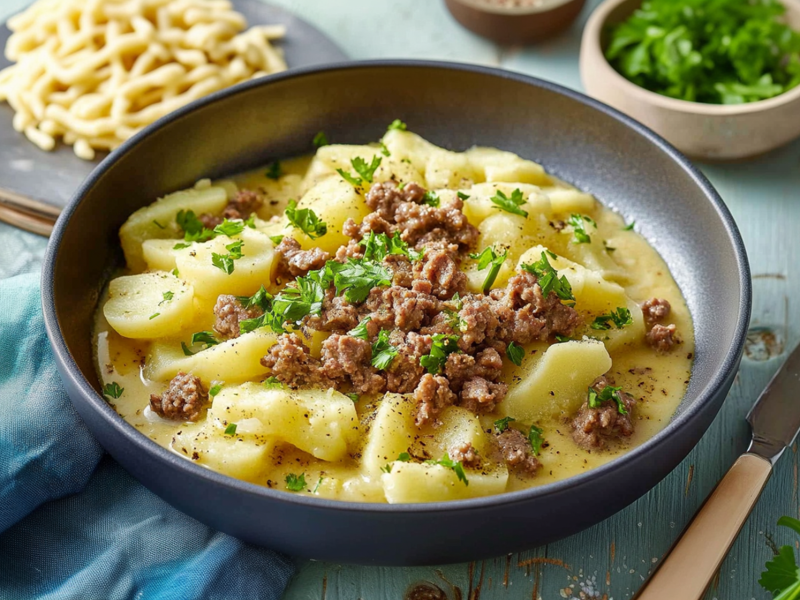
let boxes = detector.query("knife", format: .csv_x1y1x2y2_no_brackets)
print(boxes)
635,343,800,600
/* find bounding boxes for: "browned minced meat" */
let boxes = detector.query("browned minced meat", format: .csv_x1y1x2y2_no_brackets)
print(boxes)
260,333,330,388
320,334,385,395
200,189,264,228
304,288,360,333
641,297,671,328
213,294,262,339
445,347,503,391
150,372,208,422
571,379,636,450
273,237,330,280
385,330,432,394
413,373,457,426
496,429,540,476
647,323,679,353
360,286,440,332
395,197,479,250
449,441,481,468
411,242,466,300
364,181,426,222
459,378,509,414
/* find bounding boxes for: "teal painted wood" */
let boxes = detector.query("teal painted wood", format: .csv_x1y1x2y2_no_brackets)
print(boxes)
1,0,797,597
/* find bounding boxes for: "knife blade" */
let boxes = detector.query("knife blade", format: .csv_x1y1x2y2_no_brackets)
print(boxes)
747,342,800,464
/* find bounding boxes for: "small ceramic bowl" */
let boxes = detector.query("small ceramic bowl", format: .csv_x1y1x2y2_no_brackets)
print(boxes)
580,0,800,161
444,0,587,44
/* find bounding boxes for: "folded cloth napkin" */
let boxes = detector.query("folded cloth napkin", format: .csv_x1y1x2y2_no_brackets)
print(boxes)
0,274,294,600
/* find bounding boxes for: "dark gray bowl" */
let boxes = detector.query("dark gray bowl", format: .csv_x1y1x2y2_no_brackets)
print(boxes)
41,61,751,566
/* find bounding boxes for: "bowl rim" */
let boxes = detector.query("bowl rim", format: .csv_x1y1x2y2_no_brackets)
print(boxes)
582,0,800,115
42,59,751,515
446,0,582,16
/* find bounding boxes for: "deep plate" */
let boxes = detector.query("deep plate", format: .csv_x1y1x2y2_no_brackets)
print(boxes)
0,0,347,214
42,61,751,566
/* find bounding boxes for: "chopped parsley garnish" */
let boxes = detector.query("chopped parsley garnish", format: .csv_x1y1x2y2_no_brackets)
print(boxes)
327,258,393,303
237,285,273,312
191,331,221,348
426,454,468,486
181,342,194,356
171,268,180,277
244,215,256,229
420,333,460,375
336,168,363,187
263,376,283,389
313,131,329,148
567,214,596,244
555,335,572,343
211,240,244,274
265,161,281,180
469,246,508,293
371,329,398,370
285,473,306,492
381,452,412,473
490,188,528,218
379,142,391,157
269,268,327,329
387,119,407,131
528,425,544,455
760,516,800,598
591,307,633,331
360,231,422,262
623,221,635,231
269,234,284,245
494,416,516,433
224,423,237,435
149,313,160,320
213,218,246,238
160,291,174,305
587,385,629,415
521,251,575,305
102,382,124,399
457,191,470,201
209,383,223,397
312,477,324,493
175,209,214,246
285,199,327,240
348,317,371,340
422,191,440,207
152,220,166,229
347,393,359,403
443,294,466,333
351,156,382,184
506,341,525,366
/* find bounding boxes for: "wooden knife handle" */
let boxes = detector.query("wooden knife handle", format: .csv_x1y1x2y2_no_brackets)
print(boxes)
635,453,772,600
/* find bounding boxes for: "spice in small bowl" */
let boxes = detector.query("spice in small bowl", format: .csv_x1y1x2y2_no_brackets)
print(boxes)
444,0,587,44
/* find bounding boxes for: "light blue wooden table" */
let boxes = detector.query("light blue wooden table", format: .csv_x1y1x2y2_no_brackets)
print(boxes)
1,0,798,598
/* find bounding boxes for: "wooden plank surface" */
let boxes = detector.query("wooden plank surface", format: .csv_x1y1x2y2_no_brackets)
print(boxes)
1,0,797,598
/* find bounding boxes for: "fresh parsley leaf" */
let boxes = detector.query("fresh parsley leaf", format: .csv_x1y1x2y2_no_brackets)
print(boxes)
285,473,306,492
555,335,572,343
171,268,180,277
506,341,525,366
152,220,166,229
422,191,440,207
623,221,635,231
312,476,324,493
490,188,528,218
528,425,544,455
191,331,220,348
419,333,460,375
359,231,422,262
521,251,575,305
160,291,174,305
211,240,244,274
269,268,327,330
493,416,516,433
173,242,192,250
239,285,272,312
347,393,359,403
244,214,256,229
371,329,398,370
469,246,508,293
149,312,160,320
313,131,329,148
176,210,214,244
224,423,237,435
209,383,223,397
381,452,412,474
351,156,382,184
760,517,800,597
426,453,468,486
102,382,124,399
567,214,595,244
285,199,327,240
387,119,407,131
379,142,391,157
269,234,284,245
457,191,470,201
336,168,362,187
213,218,246,238
587,385,629,415
327,258,392,303
263,376,283,389
181,342,194,356
348,317,371,340
591,307,633,331
265,161,281,180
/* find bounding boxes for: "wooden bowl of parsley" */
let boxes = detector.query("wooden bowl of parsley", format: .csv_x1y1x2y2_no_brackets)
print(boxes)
580,0,800,160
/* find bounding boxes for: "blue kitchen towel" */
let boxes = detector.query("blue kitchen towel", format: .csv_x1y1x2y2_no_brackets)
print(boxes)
0,273,295,599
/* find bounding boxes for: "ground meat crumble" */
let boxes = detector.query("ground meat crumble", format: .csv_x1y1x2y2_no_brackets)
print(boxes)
150,372,208,422
571,376,636,450
641,297,680,352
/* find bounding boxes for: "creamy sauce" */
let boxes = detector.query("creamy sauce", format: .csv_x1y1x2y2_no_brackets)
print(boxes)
93,144,694,503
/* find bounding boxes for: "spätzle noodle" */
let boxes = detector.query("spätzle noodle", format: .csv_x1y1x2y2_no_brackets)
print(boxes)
0,0,287,160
